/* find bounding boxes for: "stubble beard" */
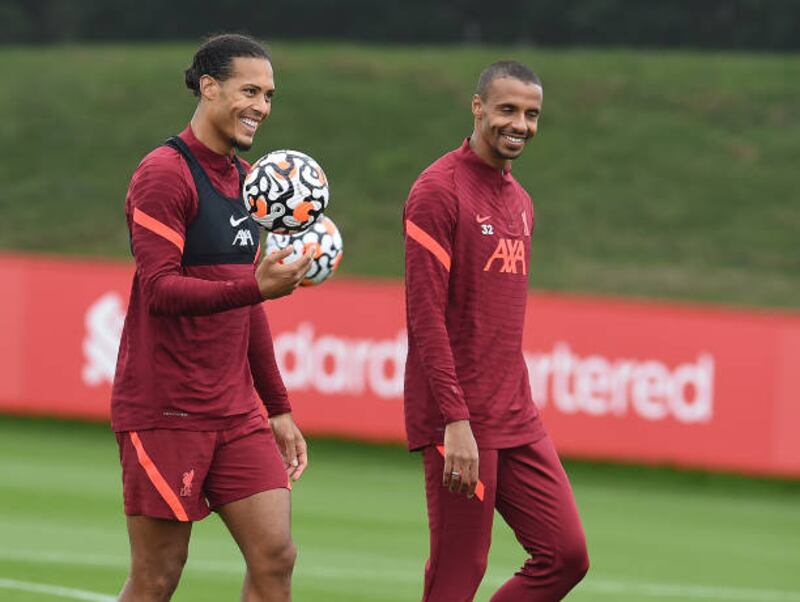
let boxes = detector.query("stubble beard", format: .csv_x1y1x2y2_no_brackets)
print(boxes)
493,140,522,162
231,136,253,152
488,126,524,162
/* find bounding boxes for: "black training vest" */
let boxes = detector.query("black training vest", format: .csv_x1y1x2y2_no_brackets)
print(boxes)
164,136,259,266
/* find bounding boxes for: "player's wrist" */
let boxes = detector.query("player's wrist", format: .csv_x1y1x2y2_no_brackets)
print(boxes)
444,416,471,429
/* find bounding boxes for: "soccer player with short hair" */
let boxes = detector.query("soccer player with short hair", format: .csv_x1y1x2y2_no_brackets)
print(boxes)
111,34,313,601
403,61,589,601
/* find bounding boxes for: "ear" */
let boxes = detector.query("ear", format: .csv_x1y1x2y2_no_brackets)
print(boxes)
471,94,484,120
199,74,219,101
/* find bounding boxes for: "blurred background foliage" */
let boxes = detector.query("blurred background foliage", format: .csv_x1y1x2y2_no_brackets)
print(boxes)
1,0,799,50
1,42,798,307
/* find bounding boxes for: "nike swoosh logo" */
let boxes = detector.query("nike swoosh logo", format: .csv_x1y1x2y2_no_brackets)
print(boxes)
476,215,492,223
230,215,250,227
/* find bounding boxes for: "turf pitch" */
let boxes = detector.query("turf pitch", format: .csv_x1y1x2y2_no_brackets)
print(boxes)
0,416,798,601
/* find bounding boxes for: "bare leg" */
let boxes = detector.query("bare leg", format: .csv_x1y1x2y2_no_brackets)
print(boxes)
118,516,192,602
218,488,295,602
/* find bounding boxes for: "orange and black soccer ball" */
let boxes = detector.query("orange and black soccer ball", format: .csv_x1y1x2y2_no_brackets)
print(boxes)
265,216,343,286
243,150,329,233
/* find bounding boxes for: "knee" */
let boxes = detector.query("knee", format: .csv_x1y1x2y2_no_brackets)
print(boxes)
425,555,488,602
560,535,589,585
274,541,298,576
149,570,184,601
522,535,588,589
248,539,297,580
429,550,487,583
129,550,187,600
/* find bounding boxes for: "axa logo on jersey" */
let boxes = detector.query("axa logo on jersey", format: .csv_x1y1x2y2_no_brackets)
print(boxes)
232,229,254,247
484,238,527,274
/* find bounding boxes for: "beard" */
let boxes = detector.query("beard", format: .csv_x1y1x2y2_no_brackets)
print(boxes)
492,142,522,161
232,136,253,152
482,124,526,163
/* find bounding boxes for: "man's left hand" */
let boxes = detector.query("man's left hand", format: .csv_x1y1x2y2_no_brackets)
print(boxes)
269,413,308,481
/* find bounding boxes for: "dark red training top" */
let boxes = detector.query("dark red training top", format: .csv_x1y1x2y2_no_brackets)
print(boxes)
111,126,290,432
403,139,544,450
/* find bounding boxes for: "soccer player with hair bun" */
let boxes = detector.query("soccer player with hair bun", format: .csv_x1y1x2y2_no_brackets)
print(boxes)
403,60,590,601
112,33,313,602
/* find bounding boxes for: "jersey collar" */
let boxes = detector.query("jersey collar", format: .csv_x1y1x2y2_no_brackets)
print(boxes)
458,137,514,181
180,125,239,175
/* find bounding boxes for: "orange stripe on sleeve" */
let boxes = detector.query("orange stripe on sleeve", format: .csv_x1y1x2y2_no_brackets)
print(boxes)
129,432,190,522
436,445,485,502
133,207,185,252
405,219,451,272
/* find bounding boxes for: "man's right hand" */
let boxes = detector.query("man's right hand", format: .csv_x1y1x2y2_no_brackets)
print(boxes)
255,247,314,299
442,419,479,498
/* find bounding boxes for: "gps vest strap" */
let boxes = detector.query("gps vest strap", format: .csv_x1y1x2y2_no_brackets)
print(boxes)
164,136,258,266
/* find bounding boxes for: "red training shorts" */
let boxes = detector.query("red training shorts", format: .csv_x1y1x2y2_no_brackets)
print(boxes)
116,412,288,522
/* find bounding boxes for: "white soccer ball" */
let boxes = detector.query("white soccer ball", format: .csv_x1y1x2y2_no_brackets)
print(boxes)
243,150,329,233
265,216,343,286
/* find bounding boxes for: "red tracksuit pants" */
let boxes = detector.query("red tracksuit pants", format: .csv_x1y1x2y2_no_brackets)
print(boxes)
421,434,589,601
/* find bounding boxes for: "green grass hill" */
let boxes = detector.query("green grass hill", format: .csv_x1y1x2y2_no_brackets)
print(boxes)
1,42,798,308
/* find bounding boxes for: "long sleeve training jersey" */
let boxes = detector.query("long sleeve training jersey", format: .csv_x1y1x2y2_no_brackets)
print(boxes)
111,126,290,432
403,138,544,450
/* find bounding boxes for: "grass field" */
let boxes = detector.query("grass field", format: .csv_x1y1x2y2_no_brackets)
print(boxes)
1,416,799,601
1,43,799,308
